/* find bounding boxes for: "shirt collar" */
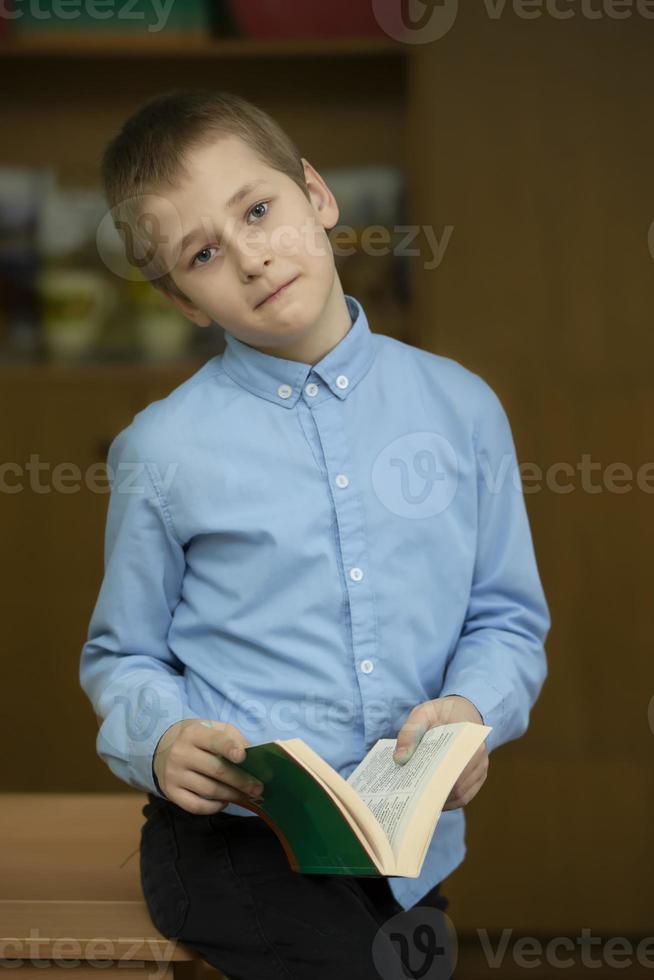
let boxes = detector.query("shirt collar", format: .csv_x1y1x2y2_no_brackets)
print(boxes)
220,294,376,408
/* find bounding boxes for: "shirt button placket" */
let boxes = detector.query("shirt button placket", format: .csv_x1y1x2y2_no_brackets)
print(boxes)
309,388,378,750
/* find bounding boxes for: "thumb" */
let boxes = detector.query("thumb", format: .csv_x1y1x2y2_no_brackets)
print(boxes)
393,719,428,765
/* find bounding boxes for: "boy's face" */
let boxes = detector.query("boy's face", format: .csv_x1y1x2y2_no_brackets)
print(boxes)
144,134,340,352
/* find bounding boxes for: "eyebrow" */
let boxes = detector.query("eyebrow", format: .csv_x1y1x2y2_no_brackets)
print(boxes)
175,179,268,259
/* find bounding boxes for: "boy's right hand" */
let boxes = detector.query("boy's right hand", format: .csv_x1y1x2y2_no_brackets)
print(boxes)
152,719,265,815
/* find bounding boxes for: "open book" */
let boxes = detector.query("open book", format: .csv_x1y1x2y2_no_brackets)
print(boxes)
233,721,492,877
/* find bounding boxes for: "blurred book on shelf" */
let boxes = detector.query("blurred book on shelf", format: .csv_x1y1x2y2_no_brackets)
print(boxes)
0,167,52,357
0,167,223,365
6,0,211,36
225,0,388,38
0,162,408,364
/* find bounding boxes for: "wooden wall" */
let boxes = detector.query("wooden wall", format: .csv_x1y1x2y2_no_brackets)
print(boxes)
406,6,653,935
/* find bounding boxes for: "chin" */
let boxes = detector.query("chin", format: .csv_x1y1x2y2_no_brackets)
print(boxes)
265,304,312,330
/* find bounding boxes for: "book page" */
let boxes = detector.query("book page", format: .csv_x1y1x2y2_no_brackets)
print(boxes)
278,739,396,870
346,725,464,851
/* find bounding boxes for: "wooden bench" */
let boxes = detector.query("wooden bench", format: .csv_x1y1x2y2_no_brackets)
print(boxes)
0,794,227,980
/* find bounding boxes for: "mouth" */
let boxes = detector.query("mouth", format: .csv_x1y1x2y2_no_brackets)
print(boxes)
256,275,299,309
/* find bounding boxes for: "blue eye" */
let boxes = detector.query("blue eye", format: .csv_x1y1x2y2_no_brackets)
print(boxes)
249,201,269,221
192,246,217,268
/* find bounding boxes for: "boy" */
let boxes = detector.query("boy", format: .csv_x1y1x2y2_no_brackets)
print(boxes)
80,89,550,979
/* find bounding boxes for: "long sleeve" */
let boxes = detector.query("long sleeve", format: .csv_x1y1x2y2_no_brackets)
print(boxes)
439,378,551,754
79,423,202,798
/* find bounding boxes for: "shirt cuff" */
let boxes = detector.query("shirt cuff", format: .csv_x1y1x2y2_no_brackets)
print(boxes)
105,699,204,798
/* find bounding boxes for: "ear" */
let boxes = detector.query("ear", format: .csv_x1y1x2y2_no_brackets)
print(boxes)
160,286,212,328
300,157,339,231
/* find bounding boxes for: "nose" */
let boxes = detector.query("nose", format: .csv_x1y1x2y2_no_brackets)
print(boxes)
235,227,274,279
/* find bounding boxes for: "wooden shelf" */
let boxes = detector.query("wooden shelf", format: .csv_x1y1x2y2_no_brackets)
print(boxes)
0,32,406,59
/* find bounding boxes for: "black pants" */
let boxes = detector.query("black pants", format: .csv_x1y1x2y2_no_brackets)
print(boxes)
140,792,452,980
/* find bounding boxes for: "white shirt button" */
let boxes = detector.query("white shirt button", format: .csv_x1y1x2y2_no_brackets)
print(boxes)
335,474,349,489
336,375,349,389
360,659,374,674
277,384,292,399
350,567,363,582
305,382,319,397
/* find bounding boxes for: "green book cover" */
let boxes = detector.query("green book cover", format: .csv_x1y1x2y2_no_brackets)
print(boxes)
231,723,493,879
234,742,380,876
12,0,209,33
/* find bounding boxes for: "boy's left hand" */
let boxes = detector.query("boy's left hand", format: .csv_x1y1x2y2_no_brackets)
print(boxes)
392,695,489,811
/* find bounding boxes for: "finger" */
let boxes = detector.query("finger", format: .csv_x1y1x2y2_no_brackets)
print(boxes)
446,774,484,809
444,755,488,801
443,770,487,810
448,757,485,796
444,769,480,806
466,744,487,770
171,785,229,817
393,713,430,762
180,768,263,806
393,697,461,763
195,720,251,762
187,746,265,798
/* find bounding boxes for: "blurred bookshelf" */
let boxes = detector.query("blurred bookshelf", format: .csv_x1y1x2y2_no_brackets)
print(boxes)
0,0,411,368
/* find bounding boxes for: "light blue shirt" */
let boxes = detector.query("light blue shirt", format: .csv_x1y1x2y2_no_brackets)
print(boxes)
79,294,550,910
